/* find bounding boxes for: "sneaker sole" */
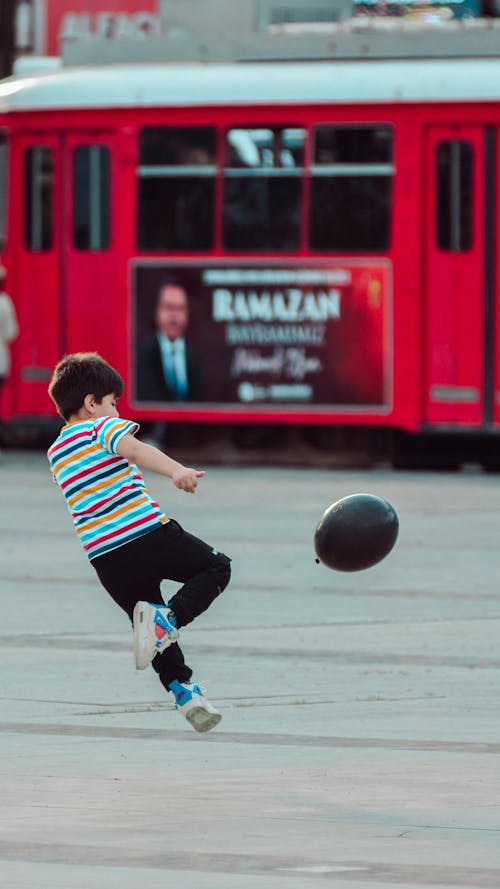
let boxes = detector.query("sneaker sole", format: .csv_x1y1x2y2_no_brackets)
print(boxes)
133,601,152,670
185,706,222,733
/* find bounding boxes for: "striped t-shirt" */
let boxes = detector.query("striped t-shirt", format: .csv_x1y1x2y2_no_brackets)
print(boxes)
47,416,168,560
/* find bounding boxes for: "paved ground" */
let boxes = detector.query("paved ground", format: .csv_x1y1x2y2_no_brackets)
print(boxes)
0,450,499,889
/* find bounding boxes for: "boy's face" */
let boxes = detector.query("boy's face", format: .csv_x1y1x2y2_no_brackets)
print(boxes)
93,393,119,418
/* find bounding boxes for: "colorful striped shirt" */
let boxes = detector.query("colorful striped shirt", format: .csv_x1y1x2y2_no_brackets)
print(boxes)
47,416,168,560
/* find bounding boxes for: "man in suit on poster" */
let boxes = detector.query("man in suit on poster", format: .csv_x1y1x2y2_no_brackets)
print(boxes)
136,280,205,404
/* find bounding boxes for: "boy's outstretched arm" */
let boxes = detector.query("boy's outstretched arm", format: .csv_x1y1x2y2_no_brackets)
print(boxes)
116,433,205,493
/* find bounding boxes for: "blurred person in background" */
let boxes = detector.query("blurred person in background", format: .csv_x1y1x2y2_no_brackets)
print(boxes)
0,265,19,447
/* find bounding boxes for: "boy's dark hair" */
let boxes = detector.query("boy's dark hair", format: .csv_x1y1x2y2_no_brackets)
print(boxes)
48,352,124,421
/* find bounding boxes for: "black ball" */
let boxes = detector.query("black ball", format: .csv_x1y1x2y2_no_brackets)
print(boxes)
314,493,399,572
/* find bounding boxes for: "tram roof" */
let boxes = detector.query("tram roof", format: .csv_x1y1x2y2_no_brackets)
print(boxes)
3,59,500,111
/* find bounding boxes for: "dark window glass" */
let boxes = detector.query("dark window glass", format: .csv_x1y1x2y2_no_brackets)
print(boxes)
139,127,215,166
436,140,473,251
314,125,393,164
73,145,110,250
223,127,304,251
309,125,394,251
137,127,215,250
310,177,392,251
0,135,7,252
138,177,214,250
24,146,54,251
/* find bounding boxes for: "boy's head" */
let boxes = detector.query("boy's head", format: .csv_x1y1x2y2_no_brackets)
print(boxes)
48,352,124,421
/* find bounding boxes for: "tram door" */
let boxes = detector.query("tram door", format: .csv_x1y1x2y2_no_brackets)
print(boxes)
424,126,487,427
62,132,121,360
13,134,63,415
13,132,123,416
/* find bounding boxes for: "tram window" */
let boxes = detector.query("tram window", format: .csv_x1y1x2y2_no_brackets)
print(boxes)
314,126,392,164
0,136,7,252
24,146,54,251
435,141,473,252
223,127,304,251
137,127,215,250
73,145,110,250
309,125,394,251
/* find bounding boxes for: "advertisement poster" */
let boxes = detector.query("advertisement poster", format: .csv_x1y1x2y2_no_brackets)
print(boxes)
43,0,159,55
132,261,392,412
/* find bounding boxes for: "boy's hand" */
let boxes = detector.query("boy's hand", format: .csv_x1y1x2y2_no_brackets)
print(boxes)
116,435,205,491
172,466,205,493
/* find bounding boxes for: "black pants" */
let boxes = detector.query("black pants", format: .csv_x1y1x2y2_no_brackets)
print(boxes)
92,520,231,689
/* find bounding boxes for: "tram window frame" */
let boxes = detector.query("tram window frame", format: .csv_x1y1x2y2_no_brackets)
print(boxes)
137,126,216,251
222,126,305,252
435,140,473,252
24,145,54,252
0,134,8,252
309,124,394,252
72,145,111,251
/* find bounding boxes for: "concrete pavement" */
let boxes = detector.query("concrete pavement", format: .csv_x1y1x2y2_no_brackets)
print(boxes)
0,451,499,888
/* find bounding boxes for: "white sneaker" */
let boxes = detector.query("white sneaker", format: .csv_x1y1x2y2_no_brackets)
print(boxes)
133,601,179,670
168,680,222,733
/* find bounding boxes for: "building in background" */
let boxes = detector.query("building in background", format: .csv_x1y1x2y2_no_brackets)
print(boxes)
5,0,494,78
0,1,16,77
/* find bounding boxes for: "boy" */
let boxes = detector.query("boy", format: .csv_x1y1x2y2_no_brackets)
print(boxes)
47,352,231,733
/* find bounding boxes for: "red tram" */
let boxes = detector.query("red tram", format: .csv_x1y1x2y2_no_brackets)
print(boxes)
0,57,499,462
